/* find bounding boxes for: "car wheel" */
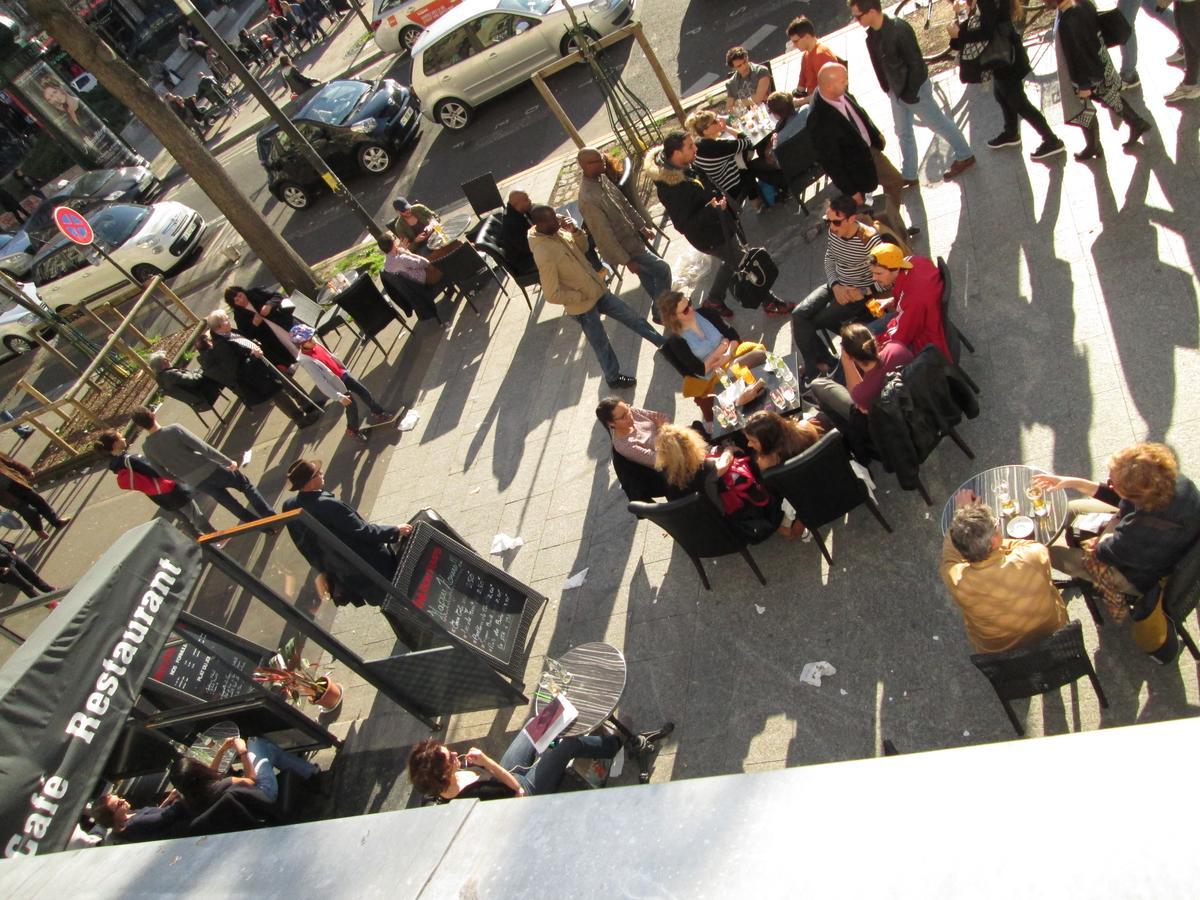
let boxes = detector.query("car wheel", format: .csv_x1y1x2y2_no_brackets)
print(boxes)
400,25,422,51
435,98,472,130
3,335,34,355
277,181,311,210
357,143,393,174
131,263,163,283
560,27,599,56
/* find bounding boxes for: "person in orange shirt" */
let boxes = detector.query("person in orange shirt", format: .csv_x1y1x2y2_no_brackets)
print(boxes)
787,16,841,104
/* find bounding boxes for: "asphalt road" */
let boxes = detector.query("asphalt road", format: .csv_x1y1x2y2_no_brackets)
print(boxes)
164,0,853,265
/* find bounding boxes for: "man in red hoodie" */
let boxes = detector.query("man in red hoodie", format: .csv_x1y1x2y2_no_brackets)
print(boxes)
867,244,950,360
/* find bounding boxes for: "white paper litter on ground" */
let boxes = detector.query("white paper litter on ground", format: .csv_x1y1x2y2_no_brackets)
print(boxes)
799,661,837,687
562,568,589,590
754,604,765,615
399,410,421,432
839,689,848,696
489,533,523,554
674,247,715,296
241,450,252,466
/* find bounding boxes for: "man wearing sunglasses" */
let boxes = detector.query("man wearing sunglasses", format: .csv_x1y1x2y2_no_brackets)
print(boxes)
790,195,891,380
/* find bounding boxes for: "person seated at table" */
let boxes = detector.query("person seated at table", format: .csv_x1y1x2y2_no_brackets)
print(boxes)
89,789,191,844
686,110,780,213
500,190,537,275
408,730,623,802
940,489,1068,653
767,91,812,150
656,424,786,541
149,351,223,413
743,410,824,470
867,244,951,360
725,45,772,109
171,735,319,814
786,16,840,105
377,234,442,321
658,290,765,404
597,398,671,499
808,322,913,428
1033,443,1200,612
390,196,437,247
224,285,302,371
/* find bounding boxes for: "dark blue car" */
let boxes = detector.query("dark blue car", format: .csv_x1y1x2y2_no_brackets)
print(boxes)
255,78,422,210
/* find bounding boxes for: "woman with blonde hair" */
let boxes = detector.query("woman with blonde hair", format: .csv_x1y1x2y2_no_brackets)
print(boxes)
1034,443,1200,604
655,424,716,500
658,291,766,412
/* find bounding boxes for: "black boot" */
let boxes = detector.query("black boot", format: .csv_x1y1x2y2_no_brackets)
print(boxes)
1119,105,1153,148
1074,120,1103,161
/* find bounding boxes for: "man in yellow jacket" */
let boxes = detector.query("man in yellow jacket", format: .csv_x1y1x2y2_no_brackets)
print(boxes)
529,205,666,389
940,490,1068,653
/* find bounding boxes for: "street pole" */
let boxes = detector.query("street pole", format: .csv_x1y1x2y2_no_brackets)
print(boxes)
175,0,390,246
344,0,375,35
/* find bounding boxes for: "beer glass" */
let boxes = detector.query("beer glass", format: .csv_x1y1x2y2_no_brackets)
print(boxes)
1025,484,1048,517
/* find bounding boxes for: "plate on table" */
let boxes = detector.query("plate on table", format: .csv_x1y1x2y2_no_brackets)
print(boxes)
1006,515,1035,539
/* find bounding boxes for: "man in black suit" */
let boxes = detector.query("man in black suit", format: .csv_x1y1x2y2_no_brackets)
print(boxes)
806,62,910,240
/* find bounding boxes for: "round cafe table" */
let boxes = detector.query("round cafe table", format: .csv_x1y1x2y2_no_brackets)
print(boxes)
940,464,1069,545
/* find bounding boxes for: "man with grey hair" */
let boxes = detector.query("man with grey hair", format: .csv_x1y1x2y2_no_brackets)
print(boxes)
149,350,224,413
939,489,1067,653
576,147,672,318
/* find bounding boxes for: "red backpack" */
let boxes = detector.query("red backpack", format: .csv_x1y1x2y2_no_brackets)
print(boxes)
116,459,177,496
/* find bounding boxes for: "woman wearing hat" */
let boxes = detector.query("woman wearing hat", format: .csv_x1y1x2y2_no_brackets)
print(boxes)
289,325,392,443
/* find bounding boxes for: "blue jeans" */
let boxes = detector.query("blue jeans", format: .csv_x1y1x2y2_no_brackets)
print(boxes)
571,291,666,382
629,248,673,305
245,737,318,803
1118,0,1177,79
890,80,974,180
340,371,384,432
197,466,275,523
498,730,623,795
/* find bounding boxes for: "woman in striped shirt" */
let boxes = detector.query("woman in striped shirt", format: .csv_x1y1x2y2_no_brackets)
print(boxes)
685,110,772,212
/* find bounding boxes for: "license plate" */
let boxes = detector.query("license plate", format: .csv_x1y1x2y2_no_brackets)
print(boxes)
400,108,414,126
182,220,199,242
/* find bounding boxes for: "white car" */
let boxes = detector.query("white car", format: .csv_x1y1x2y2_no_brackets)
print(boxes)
28,201,205,313
0,287,54,356
411,0,636,130
372,0,467,54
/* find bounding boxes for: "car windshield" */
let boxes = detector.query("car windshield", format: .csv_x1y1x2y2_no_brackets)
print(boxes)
67,170,117,195
89,205,151,247
499,0,554,13
298,82,370,125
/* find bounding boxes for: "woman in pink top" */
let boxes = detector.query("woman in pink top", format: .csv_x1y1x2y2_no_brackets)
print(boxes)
597,398,671,499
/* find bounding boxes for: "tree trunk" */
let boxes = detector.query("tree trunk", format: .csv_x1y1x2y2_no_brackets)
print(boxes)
24,0,319,296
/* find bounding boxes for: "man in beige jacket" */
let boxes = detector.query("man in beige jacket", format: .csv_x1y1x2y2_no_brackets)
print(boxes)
529,205,665,389
576,147,672,318
940,490,1068,653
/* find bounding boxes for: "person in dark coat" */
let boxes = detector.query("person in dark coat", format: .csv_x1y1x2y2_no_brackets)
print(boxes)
278,54,320,96
0,184,29,223
500,191,537,275
0,539,54,598
1051,0,1153,160
948,0,1064,160
0,452,69,539
149,351,223,412
200,311,320,425
282,458,409,606
224,285,301,370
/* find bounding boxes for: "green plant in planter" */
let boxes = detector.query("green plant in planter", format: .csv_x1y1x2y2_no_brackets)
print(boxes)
252,637,336,705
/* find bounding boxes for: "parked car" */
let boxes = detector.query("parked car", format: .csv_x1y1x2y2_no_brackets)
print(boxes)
28,201,205,313
372,0,466,54
0,282,55,356
255,78,422,211
411,0,636,130
0,165,163,277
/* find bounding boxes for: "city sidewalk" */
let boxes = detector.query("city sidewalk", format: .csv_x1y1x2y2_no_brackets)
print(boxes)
7,8,1198,817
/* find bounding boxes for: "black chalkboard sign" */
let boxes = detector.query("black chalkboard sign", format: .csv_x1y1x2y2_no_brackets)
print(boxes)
391,522,544,677
147,627,268,705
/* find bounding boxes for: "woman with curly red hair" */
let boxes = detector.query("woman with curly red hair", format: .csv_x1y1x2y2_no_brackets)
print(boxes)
1034,443,1200,602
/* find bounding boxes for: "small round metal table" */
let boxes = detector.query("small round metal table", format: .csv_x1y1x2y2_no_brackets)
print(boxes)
940,464,1069,545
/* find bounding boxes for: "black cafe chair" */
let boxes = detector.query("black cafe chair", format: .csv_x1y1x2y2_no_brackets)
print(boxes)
461,172,504,220
628,493,767,590
327,267,411,362
774,121,824,217
761,430,891,565
936,256,979,395
436,242,510,315
970,621,1108,737
472,214,537,310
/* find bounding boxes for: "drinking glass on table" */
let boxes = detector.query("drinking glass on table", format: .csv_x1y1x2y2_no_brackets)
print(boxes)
1025,484,1048,517
996,480,1018,516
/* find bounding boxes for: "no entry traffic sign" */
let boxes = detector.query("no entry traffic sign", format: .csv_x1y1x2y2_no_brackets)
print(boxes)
53,206,94,246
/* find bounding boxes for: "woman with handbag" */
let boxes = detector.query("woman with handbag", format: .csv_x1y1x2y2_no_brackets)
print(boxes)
948,0,1066,160
1050,0,1153,159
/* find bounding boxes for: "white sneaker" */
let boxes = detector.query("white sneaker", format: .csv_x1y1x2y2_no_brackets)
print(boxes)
1166,50,1185,65
1164,83,1200,102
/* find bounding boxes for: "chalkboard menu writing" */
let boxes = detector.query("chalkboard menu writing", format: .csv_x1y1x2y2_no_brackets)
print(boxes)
149,630,264,703
394,522,544,674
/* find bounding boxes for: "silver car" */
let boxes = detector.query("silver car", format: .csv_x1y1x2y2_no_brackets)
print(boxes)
411,0,635,130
